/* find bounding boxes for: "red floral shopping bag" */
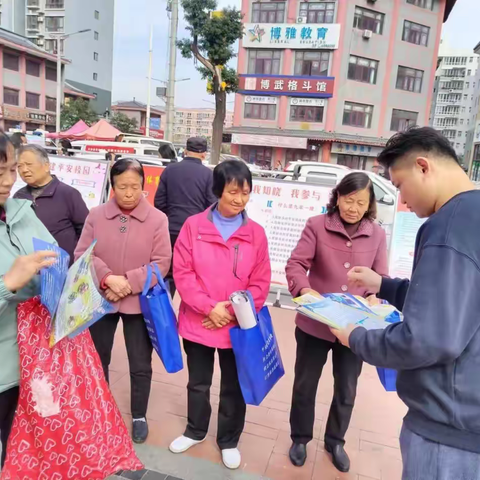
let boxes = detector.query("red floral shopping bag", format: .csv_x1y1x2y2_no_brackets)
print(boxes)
0,297,143,480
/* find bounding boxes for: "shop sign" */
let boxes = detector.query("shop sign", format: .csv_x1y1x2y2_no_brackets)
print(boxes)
290,98,325,107
239,75,334,98
244,95,278,105
244,23,341,49
3,107,30,122
232,133,307,149
28,112,46,123
331,142,384,158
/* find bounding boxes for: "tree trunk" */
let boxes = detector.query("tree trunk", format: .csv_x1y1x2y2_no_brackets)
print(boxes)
211,75,226,165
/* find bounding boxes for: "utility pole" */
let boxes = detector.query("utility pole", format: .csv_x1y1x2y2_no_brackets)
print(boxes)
56,38,62,133
146,24,154,137
165,0,179,142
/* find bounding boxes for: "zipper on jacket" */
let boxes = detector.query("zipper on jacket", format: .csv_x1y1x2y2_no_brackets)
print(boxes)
233,245,240,279
5,224,20,253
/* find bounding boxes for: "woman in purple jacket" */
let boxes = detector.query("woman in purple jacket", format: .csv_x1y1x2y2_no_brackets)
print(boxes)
285,172,388,473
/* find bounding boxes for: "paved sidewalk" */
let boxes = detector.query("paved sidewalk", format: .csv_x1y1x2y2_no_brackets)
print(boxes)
110,306,406,480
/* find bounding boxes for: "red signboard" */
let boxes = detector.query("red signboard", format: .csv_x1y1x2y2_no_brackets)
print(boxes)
239,75,334,97
86,144,136,154
139,127,165,139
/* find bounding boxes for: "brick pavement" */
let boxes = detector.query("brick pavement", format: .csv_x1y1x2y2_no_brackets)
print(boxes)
110,306,406,480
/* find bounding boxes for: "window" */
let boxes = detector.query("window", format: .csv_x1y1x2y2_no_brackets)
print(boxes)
348,55,378,84
295,51,329,77
26,59,40,77
27,15,39,30
46,65,57,81
468,69,472,75
299,2,335,23
94,31,99,40
94,10,100,19
93,73,98,81
396,66,424,93
403,21,430,46
94,52,99,61
290,105,324,123
406,0,433,9
353,7,384,34
343,102,373,128
466,82,470,88
248,50,281,75
46,0,64,7
45,38,64,54
240,145,273,168
458,131,462,137
4,52,19,71
390,109,418,131
26,92,40,110
4,88,19,106
46,96,56,112
45,16,64,32
252,2,285,23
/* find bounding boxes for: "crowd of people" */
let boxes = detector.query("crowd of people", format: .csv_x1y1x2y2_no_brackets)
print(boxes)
0,127,480,479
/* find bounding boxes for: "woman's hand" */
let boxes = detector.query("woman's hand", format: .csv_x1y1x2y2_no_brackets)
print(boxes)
300,288,322,298
104,275,132,298
202,318,219,331
207,301,234,329
104,288,122,303
3,251,57,293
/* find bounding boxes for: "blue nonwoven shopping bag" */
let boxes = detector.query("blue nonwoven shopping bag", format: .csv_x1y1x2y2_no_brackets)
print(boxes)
140,263,183,374
230,294,285,406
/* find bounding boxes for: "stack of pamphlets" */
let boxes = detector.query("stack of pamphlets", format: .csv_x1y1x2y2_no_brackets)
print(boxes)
293,293,400,330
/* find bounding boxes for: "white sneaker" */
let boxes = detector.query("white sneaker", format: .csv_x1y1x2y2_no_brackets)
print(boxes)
169,435,205,454
222,448,241,470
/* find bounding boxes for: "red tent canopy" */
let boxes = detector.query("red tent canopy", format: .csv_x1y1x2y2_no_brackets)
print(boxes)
71,119,121,141
46,120,89,139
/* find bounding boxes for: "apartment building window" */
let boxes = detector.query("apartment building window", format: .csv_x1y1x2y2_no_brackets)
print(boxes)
46,0,65,8
390,109,418,131
4,52,19,71
403,21,430,47
4,88,19,106
406,0,433,9
94,52,99,61
26,59,41,77
46,65,57,81
248,50,281,75
94,31,99,40
396,66,424,93
241,146,272,168
45,16,65,32
353,7,384,35
94,10,100,20
46,96,56,112
93,73,98,81
299,2,335,23
45,39,64,54
290,105,324,123
252,2,285,23
27,16,39,30
26,92,40,110
295,51,329,76
343,102,373,128
348,55,378,84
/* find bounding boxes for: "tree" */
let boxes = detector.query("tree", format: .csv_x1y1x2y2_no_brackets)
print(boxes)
60,98,98,130
109,112,138,134
178,0,243,165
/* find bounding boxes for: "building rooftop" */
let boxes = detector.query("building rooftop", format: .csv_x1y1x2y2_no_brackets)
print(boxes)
445,0,457,21
112,100,165,115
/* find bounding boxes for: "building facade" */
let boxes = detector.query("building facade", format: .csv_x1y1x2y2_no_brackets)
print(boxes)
0,0,114,114
174,107,234,146
0,28,67,132
466,41,480,180
229,0,457,170
429,41,479,162
111,100,165,139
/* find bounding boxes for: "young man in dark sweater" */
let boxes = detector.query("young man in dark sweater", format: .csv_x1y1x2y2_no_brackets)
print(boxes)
332,127,480,479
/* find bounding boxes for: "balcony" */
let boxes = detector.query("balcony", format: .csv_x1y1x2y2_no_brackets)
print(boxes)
27,0,40,8
46,0,65,8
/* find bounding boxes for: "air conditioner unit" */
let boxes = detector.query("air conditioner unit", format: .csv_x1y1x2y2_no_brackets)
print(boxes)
363,29,373,39
37,38,44,46
37,16,44,22
296,16,305,24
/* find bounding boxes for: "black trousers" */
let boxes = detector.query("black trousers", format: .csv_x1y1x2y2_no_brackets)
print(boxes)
167,233,179,298
290,327,363,447
90,313,153,419
0,386,19,468
183,339,246,450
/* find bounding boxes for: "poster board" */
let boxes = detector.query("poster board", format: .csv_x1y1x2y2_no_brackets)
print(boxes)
11,156,109,210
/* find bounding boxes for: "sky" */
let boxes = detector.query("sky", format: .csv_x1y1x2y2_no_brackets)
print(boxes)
112,0,479,110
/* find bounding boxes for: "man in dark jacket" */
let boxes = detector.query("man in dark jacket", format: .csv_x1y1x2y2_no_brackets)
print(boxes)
331,127,480,479
14,144,88,265
154,137,216,296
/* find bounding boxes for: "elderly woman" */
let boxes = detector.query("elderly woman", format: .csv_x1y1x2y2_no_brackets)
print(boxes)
286,172,388,473
75,158,171,444
169,160,271,470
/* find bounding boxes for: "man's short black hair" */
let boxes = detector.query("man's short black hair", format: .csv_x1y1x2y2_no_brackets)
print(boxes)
378,126,459,170
10,132,26,149
213,160,253,198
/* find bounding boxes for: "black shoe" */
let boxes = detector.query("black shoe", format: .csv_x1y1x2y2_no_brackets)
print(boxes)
289,443,307,467
132,419,149,444
325,444,350,473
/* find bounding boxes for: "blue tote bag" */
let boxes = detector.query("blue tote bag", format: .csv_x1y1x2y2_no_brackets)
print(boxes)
230,302,285,406
140,264,183,374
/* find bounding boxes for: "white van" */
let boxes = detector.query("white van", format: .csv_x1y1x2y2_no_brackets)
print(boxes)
71,140,162,157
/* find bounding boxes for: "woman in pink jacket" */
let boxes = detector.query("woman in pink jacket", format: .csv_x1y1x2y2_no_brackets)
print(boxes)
75,158,171,444
286,172,388,473
169,160,271,470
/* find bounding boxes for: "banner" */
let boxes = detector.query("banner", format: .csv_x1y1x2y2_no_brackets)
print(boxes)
142,165,165,205
11,156,109,210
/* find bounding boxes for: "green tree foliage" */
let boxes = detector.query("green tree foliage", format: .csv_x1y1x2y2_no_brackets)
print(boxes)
178,0,243,164
109,112,139,134
60,98,98,130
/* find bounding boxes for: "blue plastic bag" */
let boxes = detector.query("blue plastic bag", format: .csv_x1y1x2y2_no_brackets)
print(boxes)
140,264,183,374
230,303,285,406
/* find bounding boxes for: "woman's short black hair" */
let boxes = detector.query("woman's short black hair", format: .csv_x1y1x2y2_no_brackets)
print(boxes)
159,144,176,160
212,160,253,198
10,132,26,149
326,172,377,221
110,158,145,188
0,132,13,163
60,138,74,156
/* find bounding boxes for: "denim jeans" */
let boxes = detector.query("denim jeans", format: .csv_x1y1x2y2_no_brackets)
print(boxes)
400,424,480,480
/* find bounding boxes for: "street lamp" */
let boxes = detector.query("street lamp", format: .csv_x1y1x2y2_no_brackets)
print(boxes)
49,29,92,133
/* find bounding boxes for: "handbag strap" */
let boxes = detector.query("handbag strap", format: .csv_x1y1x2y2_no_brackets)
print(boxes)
142,264,153,296
142,263,169,295
153,263,168,292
